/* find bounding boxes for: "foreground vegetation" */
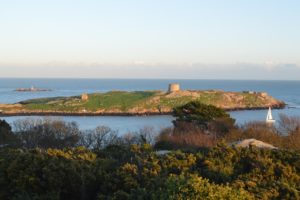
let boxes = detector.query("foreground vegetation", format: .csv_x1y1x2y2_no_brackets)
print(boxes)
1,117,300,199
0,142,300,199
0,89,284,115
154,101,300,151
1,101,300,199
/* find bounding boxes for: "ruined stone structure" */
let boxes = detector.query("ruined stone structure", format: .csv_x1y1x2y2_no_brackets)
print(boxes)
81,93,89,101
259,92,268,97
168,83,180,93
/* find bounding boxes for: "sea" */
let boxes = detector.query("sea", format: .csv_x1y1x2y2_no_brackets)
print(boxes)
1,78,300,134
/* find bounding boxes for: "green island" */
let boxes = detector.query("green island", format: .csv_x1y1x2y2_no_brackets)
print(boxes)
0,88,284,116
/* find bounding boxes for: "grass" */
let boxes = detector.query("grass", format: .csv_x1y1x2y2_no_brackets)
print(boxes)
22,91,157,112
197,92,224,105
242,93,264,107
159,96,195,108
9,90,279,113
83,91,156,111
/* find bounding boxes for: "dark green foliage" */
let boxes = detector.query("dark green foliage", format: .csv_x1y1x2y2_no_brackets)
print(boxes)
173,101,234,126
0,147,98,200
1,145,300,199
156,102,236,149
0,119,11,133
2,115,300,199
198,144,300,199
0,119,19,147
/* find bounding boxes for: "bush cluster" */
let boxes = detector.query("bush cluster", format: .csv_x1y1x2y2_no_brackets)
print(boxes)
0,144,299,199
1,101,300,199
156,101,300,151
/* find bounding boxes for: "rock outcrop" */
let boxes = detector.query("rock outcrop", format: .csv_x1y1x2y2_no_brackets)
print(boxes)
233,139,277,149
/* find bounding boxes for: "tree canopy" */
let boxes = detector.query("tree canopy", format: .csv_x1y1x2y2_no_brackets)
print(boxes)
173,101,234,126
0,119,18,147
171,101,236,140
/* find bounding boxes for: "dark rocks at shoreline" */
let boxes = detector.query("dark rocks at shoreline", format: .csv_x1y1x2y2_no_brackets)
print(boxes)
0,103,286,117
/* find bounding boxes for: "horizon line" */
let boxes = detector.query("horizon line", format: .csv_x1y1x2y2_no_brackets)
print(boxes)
0,77,300,81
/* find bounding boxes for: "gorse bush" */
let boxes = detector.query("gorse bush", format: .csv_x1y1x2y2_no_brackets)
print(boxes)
162,174,253,200
0,145,299,199
1,102,300,199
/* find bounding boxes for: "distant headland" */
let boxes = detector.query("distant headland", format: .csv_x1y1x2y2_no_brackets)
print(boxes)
1,83,285,116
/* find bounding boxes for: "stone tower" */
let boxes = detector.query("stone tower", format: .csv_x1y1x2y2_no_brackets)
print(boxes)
81,93,89,101
168,83,180,93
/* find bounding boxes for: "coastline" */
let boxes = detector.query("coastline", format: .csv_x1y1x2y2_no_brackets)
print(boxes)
0,89,285,117
0,104,285,117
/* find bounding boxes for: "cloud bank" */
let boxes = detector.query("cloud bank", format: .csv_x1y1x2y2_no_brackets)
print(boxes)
0,62,299,80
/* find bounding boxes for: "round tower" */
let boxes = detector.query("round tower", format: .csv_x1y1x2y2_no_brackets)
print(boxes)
168,83,180,93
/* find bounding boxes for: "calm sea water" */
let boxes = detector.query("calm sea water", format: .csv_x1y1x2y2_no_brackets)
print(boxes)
1,78,300,133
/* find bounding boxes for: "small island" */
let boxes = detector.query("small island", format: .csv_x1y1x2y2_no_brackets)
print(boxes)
14,86,52,92
0,84,284,116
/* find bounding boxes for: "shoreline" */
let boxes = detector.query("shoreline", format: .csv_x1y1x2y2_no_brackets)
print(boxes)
0,89,286,117
0,104,285,117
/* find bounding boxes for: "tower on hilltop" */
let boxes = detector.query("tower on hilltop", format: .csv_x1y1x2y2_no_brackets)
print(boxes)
168,83,180,93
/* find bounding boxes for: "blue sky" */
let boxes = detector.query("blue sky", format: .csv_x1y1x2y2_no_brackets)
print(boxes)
0,0,300,79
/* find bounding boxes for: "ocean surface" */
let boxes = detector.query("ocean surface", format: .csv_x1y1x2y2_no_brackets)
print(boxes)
1,78,300,134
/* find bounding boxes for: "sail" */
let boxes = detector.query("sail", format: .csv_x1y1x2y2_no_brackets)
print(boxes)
266,107,275,123
267,107,272,120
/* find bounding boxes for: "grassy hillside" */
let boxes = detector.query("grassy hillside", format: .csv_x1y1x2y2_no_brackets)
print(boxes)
20,91,158,112
0,90,284,115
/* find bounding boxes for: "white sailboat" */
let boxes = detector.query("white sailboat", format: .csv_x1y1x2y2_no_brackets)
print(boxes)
266,107,275,123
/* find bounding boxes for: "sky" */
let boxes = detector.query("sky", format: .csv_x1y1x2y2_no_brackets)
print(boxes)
0,0,300,79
